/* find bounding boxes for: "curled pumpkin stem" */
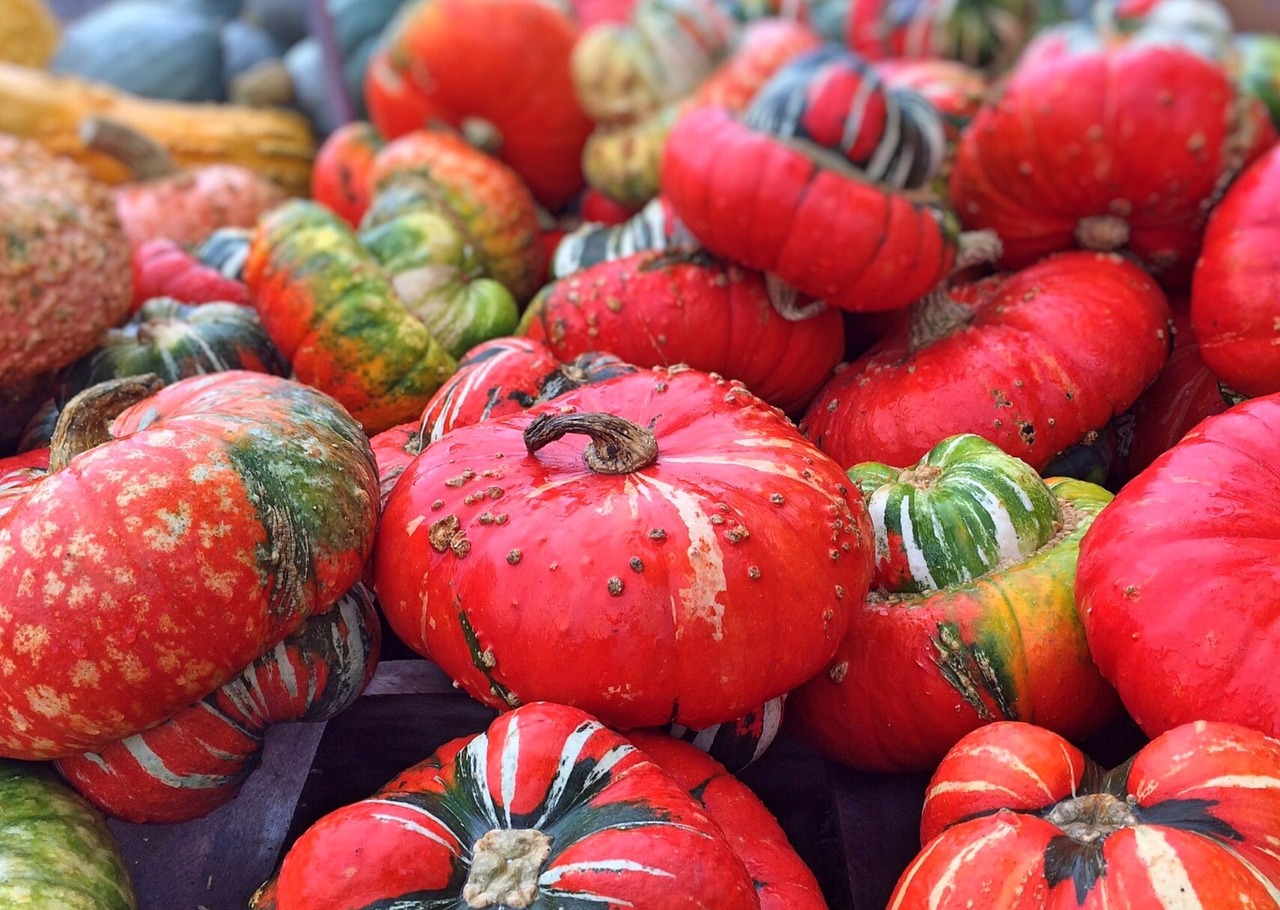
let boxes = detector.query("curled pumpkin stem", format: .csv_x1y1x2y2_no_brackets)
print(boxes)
908,289,976,353
765,272,829,322
524,411,659,474
49,373,165,472
79,117,177,181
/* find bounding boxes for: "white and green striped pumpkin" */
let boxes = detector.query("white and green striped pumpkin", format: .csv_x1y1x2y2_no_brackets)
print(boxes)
0,762,135,909
848,433,1062,594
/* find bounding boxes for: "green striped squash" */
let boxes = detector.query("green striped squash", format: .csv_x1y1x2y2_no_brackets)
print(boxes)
0,762,135,909
849,433,1062,594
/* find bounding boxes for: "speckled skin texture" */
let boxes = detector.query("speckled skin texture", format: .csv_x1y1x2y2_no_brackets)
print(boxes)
1,135,132,385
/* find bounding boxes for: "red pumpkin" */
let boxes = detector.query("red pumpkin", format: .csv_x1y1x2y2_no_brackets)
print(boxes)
260,703,759,910
1191,141,1280,398
56,583,380,823
800,252,1172,472
374,365,872,730
662,105,958,313
520,249,845,412
1116,310,1232,482
950,37,1272,283
367,0,593,211
310,121,385,227
0,371,379,759
890,720,1280,908
628,731,828,910
1075,393,1280,739
130,238,249,313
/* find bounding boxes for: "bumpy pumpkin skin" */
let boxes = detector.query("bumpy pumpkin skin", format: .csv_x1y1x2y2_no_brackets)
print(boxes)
57,583,380,824
0,761,136,910
0,371,379,760
801,252,1172,472
788,435,1120,773
1191,142,1280,398
1076,394,1280,740
244,200,457,435
263,703,759,910
890,720,1280,908
375,365,872,730
1,135,133,387
520,249,845,413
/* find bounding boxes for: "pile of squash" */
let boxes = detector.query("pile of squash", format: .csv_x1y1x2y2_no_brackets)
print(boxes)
3,0,1280,906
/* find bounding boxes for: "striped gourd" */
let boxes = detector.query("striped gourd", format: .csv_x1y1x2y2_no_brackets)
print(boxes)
258,703,760,909
0,762,135,909
850,433,1062,595
742,44,947,191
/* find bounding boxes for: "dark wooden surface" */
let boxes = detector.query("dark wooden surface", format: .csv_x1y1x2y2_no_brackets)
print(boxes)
108,657,938,910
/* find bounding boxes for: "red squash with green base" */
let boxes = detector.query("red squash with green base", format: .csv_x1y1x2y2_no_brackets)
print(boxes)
0,371,379,760
889,720,1280,907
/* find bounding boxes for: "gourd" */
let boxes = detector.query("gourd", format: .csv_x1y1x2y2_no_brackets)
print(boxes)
0,0,59,67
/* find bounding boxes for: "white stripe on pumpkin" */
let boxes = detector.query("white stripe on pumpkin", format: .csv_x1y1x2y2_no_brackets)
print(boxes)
1133,826,1205,909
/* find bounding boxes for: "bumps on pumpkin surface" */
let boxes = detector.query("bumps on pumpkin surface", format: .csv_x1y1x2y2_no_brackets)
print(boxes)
0,135,133,387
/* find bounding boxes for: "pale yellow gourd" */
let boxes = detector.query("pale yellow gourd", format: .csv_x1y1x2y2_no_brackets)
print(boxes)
0,0,59,68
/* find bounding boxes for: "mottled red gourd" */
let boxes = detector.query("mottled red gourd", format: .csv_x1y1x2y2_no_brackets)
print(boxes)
130,238,250,313
374,365,872,730
1075,394,1280,740
310,121,385,227
256,703,760,910
801,252,1172,473
520,249,845,413
0,371,379,760
889,720,1280,907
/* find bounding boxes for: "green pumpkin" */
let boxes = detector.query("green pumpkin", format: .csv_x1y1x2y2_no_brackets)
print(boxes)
55,298,290,407
1237,33,1280,128
0,762,136,909
359,211,518,359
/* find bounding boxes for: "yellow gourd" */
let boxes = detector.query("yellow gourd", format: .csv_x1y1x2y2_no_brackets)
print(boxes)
0,62,316,196
0,0,59,68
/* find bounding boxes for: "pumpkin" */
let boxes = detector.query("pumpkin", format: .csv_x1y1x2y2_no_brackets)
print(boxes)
311,120,385,226
255,703,760,910
581,17,823,208
0,61,315,197
889,720,1280,907
1116,310,1232,482
0,761,135,909
1191,142,1280,398
1075,393,1280,740
571,0,740,126
1,135,133,388
787,435,1120,773
359,209,520,359
800,252,1172,473
83,118,287,251
627,730,829,909
838,0,1046,71
56,583,380,823
51,0,226,103
1237,32,1280,128
244,200,457,435
368,0,593,211
54,298,290,407
0,0,59,68
949,22,1274,284
520,248,845,413
0,370,379,759
130,238,250,313
661,103,959,314
374,365,872,729
195,226,254,280
368,130,547,303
